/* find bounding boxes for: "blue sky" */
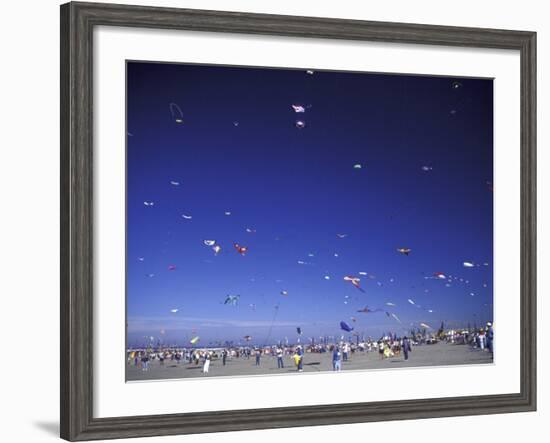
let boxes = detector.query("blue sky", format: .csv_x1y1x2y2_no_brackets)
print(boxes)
126,61,493,348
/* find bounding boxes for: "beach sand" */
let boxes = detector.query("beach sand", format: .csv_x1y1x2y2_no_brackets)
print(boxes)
127,342,493,381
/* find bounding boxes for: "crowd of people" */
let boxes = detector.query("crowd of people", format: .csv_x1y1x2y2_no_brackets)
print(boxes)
128,323,494,375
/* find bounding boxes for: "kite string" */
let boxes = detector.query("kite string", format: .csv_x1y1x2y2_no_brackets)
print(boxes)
262,305,280,348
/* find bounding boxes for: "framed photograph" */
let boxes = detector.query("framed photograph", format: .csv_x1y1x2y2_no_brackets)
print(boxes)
60,1,536,441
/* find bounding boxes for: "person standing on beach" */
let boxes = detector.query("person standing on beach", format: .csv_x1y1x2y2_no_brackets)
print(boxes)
402,336,411,361
296,346,304,372
203,352,211,374
276,347,284,368
486,322,494,353
255,348,261,366
222,349,227,366
342,342,349,361
332,346,342,371
293,351,301,371
141,352,149,371
378,341,385,360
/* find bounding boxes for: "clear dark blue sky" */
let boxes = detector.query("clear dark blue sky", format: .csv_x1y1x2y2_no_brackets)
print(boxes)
126,61,493,347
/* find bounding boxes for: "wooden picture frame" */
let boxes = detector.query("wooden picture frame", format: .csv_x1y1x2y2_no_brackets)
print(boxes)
60,2,536,440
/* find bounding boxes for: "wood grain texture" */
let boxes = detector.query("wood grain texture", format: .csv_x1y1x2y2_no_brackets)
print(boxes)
60,2,536,441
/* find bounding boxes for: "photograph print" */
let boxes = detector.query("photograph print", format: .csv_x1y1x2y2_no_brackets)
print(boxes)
126,61,494,381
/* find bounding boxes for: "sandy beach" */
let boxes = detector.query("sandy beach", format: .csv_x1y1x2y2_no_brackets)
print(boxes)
127,342,493,381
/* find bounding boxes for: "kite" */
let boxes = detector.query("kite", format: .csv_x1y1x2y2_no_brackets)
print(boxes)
421,165,433,172
224,211,232,216
146,273,155,278
344,275,365,293
170,180,180,186
336,233,348,238
190,336,200,344
297,260,307,265
340,321,354,332
353,164,363,169
169,102,184,124
358,272,367,276
408,298,416,305
451,81,462,90
292,104,306,113
143,201,155,206
224,295,240,305
233,243,248,255
420,323,432,329
357,306,383,314
212,244,222,256
138,257,144,262
168,264,176,271
296,327,302,335
386,302,396,307
434,272,447,279
295,120,306,129
306,70,315,75
170,308,179,313
397,247,411,256
248,303,256,310
463,261,475,268
280,290,289,296
181,214,192,220
308,253,315,257
334,253,339,257
391,313,402,323
243,335,252,341
324,275,331,280
203,240,216,246
233,121,240,127
246,228,256,233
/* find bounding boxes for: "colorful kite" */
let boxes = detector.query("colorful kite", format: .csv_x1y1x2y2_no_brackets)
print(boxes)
169,102,184,124
224,295,240,305
357,306,384,314
340,321,354,332
397,247,411,256
344,275,365,293
233,243,248,255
